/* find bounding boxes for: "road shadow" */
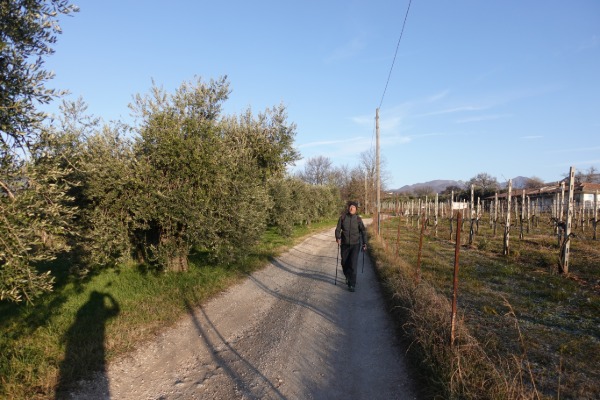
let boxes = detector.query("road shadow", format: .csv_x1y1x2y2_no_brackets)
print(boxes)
55,291,120,399
183,299,287,399
247,271,336,324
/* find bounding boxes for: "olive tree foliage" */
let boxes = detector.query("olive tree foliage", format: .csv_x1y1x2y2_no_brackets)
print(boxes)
267,177,340,236
0,0,78,152
0,0,78,303
75,121,137,269
0,126,79,303
79,77,302,271
414,186,436,197
442,184,465,198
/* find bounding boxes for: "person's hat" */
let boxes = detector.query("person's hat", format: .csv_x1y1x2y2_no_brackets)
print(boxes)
347,201,359,208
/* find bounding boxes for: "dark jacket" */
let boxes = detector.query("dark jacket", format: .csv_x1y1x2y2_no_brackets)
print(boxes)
335,213,367,246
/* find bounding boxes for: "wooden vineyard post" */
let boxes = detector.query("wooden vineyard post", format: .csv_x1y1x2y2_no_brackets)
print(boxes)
476,197,481,234
416,212,426,284
514,196,519,229
449,191,454,240
535,198,539,228
416,199,421,230
461,200,466,232
489,197,494,228
525,196,531,234
520,190,525,240
503,180,512,256
553,193,558,234
594,190,598,240
469,185,475,245
560,181,566,223
396,215,401,259
434,193,439,237
560,167,575,274
494,192,498,236
450,211,462,346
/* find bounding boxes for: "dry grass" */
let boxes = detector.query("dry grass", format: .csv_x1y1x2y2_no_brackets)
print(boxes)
370,213,599,400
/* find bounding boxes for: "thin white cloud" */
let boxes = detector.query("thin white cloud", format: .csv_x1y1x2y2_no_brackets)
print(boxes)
351,111,403,132
381,135,411,146
427,90,449,102
556,159,600,167
416,105,489,118
520,135,543,139
408,132,446,139
351,115,375,126
577,35,599,52
547,146,600,154
298,137,363,149
325,37,366,63
456,114,511,123
473,66,505,83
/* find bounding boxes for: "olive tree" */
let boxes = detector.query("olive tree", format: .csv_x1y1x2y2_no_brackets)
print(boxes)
125,77,299,270
1,0,78,302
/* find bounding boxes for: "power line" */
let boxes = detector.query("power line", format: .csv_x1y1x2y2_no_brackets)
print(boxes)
378,0,412,110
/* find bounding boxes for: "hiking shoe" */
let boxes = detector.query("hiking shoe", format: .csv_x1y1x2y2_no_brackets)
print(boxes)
349,285,355,292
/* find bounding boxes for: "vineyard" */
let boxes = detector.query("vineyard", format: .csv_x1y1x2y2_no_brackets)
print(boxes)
369,186,599,399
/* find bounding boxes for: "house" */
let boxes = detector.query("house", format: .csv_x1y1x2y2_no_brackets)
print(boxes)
486,181,600,212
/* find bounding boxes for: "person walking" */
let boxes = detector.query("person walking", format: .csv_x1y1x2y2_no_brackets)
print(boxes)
335,201,367,292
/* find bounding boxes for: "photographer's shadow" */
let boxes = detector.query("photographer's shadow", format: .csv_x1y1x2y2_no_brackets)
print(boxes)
55,290,120,399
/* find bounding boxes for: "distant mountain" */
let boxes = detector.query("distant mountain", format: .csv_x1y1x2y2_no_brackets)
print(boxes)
393,176,540,194
393,179,463,194
501,176,529,189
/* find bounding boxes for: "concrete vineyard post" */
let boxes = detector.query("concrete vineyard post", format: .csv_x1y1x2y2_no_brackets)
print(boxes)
560,167,575,274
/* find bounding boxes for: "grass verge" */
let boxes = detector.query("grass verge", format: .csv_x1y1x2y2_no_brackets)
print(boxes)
0,220,337,399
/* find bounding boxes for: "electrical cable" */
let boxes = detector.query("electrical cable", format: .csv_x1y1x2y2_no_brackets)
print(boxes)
378,0,412,110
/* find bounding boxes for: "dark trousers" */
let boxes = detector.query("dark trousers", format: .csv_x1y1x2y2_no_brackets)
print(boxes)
340,244,360,286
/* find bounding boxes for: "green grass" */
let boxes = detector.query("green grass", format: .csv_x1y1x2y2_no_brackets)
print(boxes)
375,213,600,399
0,219,337,400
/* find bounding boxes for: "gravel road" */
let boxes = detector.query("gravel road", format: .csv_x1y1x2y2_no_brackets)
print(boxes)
68,226,418,399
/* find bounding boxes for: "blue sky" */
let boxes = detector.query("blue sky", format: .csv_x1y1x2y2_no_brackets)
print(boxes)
44,1,600,189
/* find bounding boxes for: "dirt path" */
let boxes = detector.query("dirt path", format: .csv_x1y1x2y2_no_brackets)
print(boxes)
68,226,418,399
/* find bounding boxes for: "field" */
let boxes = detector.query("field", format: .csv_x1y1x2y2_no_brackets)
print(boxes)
372,210,600,399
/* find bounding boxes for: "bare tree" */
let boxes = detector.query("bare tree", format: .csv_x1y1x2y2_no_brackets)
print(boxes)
329,164,351,189
298,155,333,185
584,166,600,183
467,172,500,193
523,176,546,189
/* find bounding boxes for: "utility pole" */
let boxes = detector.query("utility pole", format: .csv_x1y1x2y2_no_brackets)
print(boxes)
376,108,381,236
